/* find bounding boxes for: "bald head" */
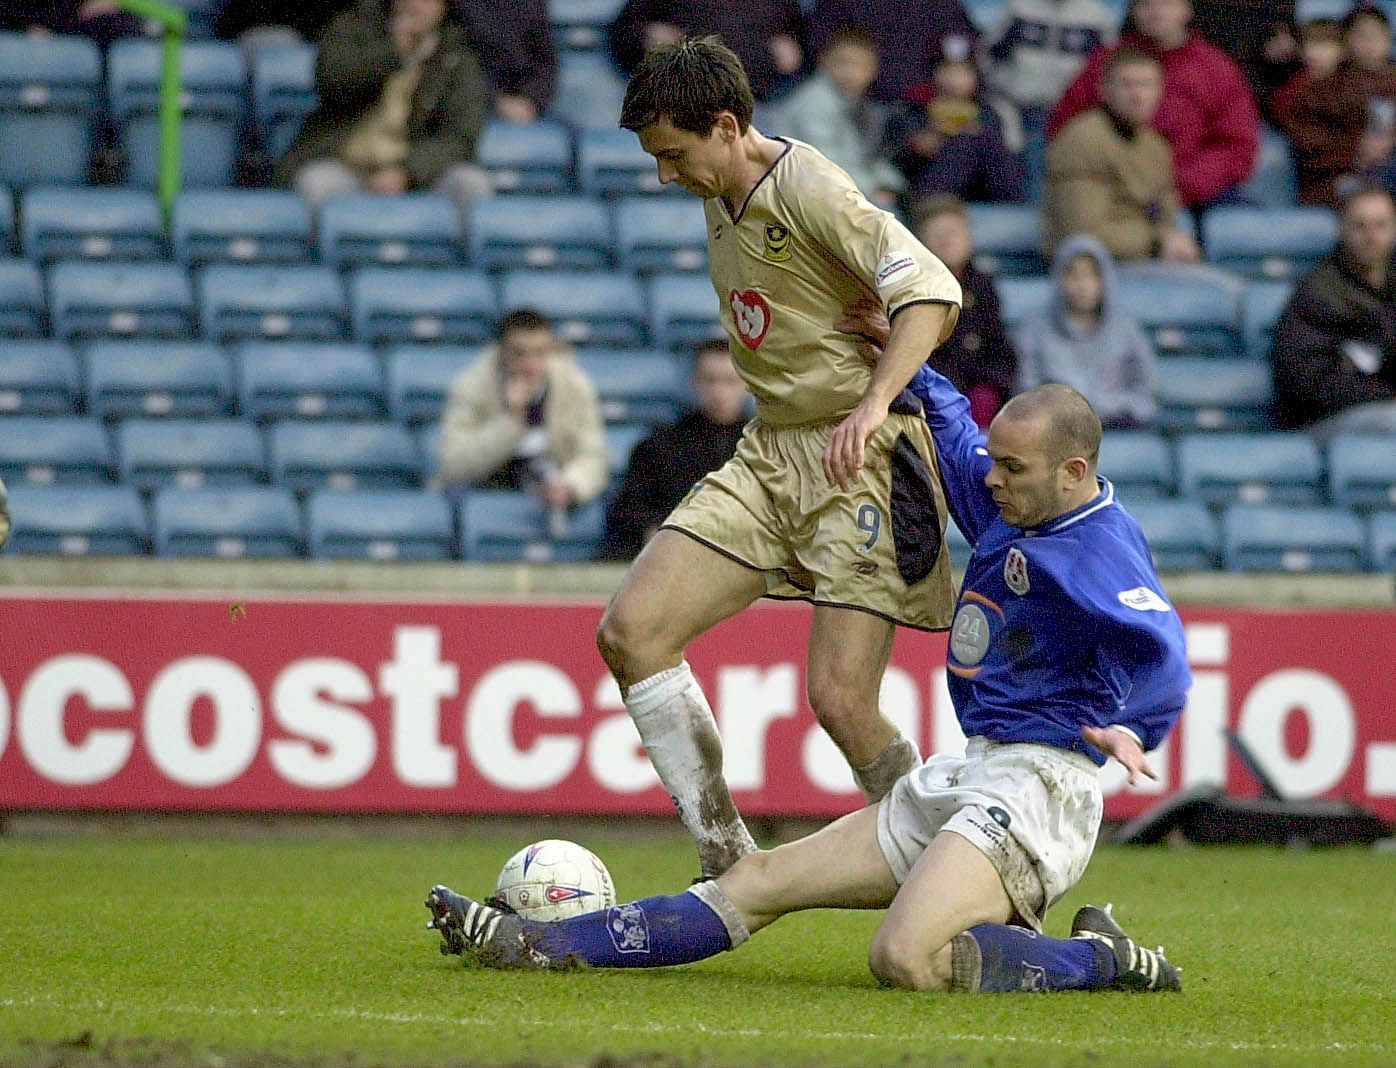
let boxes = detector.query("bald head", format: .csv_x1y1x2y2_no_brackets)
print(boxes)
984,386,1103,528
997,385,1102,469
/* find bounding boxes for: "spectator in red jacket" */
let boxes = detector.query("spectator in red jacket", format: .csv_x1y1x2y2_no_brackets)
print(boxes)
1048,0,1259,209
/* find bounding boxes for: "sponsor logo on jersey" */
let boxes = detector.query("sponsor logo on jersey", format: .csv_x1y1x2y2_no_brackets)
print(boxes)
875,250,919,290
545,884,593,903
1004,547,1030,595
1117,586,1170,612
729,288,771,349
763,222,792,261
608,902,651,954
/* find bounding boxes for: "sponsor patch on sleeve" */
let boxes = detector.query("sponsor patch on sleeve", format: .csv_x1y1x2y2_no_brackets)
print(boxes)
1117,586,1171,612
875,250,919,291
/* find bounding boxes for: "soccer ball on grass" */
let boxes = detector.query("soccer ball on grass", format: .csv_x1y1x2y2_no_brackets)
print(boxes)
491,839,616,921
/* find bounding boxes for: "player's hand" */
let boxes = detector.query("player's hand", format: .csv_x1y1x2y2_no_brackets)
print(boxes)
1081,725,1157,786
836,299,891,368
823,398,885,491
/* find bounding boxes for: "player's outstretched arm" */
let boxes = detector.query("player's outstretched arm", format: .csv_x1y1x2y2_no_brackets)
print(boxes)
1080,725,1156,786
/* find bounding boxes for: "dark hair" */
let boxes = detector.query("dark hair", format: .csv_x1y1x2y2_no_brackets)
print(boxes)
821,26,878,55
1104,45,1163,79
620,35,754,135
999,385,1102,469
1344,5,1390,31
1299,17,1344,43
692,338,732,363
912,193,969,230
497,308,552,340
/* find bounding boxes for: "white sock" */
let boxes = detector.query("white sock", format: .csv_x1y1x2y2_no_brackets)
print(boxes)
851,733,921,802
626,661,757,877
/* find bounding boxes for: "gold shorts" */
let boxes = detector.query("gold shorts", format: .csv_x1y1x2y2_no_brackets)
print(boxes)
662,411,955,630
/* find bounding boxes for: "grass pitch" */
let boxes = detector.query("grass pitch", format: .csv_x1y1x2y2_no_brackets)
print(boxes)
1,823,1392,1068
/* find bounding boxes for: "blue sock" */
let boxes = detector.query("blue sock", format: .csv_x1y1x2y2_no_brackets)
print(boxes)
958,924,1116,992
519,888,739,969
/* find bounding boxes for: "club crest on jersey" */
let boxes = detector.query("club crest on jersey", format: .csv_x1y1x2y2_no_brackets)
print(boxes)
763,222,792,261
608,902,651,954
1004,547,1030,595
729,288,771,349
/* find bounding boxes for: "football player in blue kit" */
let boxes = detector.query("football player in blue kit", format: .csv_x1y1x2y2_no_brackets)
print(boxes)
425,360,1192,994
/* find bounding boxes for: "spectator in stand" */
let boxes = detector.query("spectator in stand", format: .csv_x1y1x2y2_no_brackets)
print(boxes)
273,0,491,217
1272,18,1352,205
1042,47,1201,264
0,0,141,47
599,341,749,561
885,49,1027,203
1342,7,1396,197
913,195,1017,426
1015,234,1159,429
435,310,609,507
774,28,904,206
1186,0,1299,119
982,0,1120,130
1049,0,1259,211
805,0,978,104
608,0,805,101
1272,183,1396,438
453,0,556,122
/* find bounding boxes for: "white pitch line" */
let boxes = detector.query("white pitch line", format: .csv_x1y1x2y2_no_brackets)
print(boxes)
0,994,1382,1056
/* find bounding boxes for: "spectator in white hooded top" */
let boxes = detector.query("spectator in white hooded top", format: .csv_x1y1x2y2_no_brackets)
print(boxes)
983,0,1120,120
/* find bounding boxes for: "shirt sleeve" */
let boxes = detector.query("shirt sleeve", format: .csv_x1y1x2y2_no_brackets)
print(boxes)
906,364,998,544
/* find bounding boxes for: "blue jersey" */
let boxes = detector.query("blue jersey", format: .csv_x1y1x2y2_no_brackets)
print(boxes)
907,366,1190,762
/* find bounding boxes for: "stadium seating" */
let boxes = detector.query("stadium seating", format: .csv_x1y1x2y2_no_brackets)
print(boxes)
1156,357,1273,432
1124,498,1221,571
0,339,80,415
236,342,385,421
477,119,574,194
85,340,232,419
319,193,463,268
614,196,709,273
577,348,689,424
152,485,302,557
307,489,456,560
577,128,668,196
21,187,164,263
385,346,477,425
604,422,650,482
1328,435,1396,511
992,276,1052,327
0,186,12,253
647,272,723,350
350,267,498,346
0,259,44,336
468,195,613,271
0,32,100,186
1236,126,1299,209
172,190,313,266
50,261,196,340
200,264,347,342
1099,432,1174,500
1201,207,1338,281
551,51,628,131
967,204,1046,276
500,270,647,346
4,483,148,555
1223,504,1367,572
116,418,266,489
1115,274,1240,355
1177,433,1323,506
1240,280,1294,361
550,0,627,50
416,422,441,485
0,415,112,485
1369,512,1396,571
268,420,420,491
251,43,316,158
459,488,605,562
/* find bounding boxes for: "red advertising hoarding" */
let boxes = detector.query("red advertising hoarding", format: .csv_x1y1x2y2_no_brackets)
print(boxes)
1,592,1393,821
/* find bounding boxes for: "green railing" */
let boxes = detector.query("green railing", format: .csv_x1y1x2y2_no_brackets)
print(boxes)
116,0,187,225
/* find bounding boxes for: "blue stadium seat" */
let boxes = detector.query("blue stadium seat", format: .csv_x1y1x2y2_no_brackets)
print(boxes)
1240,280,1294,361
1370,512,1396,571
1295,0,1360,22
468,195,613,271
1099,431,1174,500
963,0,1012,30
235,342,384,420
0,33,99,187
967,204,1046,276
350,267,497,346
1177,432,1322,507
500,269,646,346
551,51,627,131
21,187,164,263
269,420,420,491
614,197,709,273
550,0,628,50
49,261,195,340
1124,498,1220,571
415,422,441,485
1223,504,1366,572
1328,435,1396,511
385,346,477,424
1237,126,1299,209
85,340,232,419
604,422,650,481
0,340,79,415
477,119,574,194
320,193,462,268
0,186,12,253
251,43,317,158
993,276,1052,327
459,488,605,562
647,272,722,350
307,489,455,560
200,264,347,342
5,483,147,555
152,485,302,558
172,190,312,266
1115,274,1240,355
577,349,688,424
1202,207,1338,281
1156,357,1273,432
0,259,43,337
0,415,112,485
576,128,669,196
116,418,266,490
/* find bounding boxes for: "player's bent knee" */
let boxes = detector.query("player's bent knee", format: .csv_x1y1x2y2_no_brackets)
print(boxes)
867,933,949,992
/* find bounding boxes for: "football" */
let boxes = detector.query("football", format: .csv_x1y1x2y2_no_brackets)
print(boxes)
493,839,616,921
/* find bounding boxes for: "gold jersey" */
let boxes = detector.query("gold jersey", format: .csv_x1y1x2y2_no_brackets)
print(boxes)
704,137,962,427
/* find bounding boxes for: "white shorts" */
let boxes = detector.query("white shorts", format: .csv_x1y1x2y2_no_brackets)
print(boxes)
876,736,1104,930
